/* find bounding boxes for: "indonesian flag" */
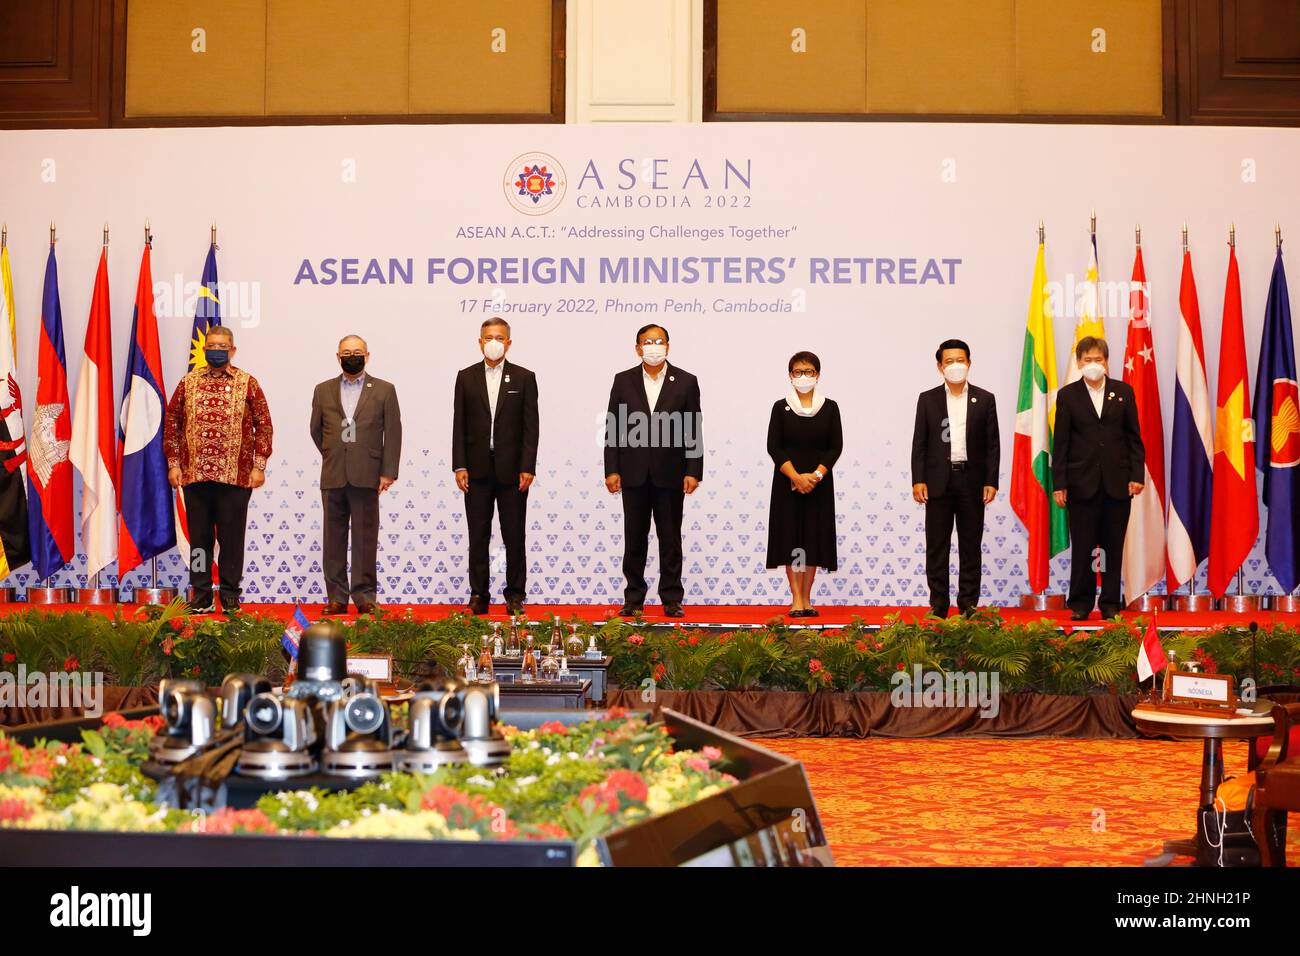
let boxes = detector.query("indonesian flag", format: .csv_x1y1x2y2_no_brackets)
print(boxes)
1167,245,1214,591
69,248,119,577
1136,615,1168,683
1207,245,1260,596
1010,239,1069,592
1121,243,1166,600
1065,232,1106,386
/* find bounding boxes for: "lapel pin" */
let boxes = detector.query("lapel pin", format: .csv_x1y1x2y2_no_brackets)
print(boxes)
1109,392,1115,399
971,397,977,403
505,375,511,383
669,375,675,382
366,382,372,388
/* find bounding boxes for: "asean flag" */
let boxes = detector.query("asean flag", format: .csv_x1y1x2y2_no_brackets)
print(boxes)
117,242,175,576
24,245,74,580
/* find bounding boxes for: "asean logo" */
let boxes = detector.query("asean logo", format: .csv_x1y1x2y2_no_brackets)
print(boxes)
1270,379,1300,467
503,152,566,215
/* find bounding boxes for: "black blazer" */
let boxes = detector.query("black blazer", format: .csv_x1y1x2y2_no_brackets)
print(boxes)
310,374,401,490
1052,377,1145,500
451,359,539,483
910,384,1000,496
603,363,704,487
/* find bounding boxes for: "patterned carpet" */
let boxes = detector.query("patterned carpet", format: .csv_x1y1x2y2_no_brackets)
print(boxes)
755,736,1297,866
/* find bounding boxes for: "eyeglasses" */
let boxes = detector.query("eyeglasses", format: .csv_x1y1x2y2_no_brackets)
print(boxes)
206,342,232,351
790,370,818,377
339,349,366,357
639,338,667,347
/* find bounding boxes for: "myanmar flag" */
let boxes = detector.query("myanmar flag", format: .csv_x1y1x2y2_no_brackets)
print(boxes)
1011,239,1070,592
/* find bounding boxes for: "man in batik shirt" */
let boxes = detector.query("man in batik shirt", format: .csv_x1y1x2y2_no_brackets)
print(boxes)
164,325,273,614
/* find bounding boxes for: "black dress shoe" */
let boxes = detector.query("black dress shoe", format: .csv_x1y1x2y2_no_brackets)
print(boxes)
618,604,643,617
354,601,376,616
506,601,525,617
186,599,215,614
663,603,685,618
804,607,819,618
1100,607,1121,621
221,602,240,616
468,597,489,615
958,605,977,618
1070,610,1090,621
322,601,348,616
929,607,949,619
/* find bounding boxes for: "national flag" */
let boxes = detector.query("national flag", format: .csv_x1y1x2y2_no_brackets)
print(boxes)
1207,243,1260,597
25,245,74,580
69,247,119,577
1121,242,1166,600
1252,244,1300,592
1167,242,1214,591
1136,615,1168,683
174,241,222,562
1011,238,1070,592
0,240,30,578
281,606,311,660
1065,231,1106,386
117,240,175,576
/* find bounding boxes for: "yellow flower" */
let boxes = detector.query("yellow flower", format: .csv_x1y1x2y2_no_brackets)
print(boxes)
577,845,603,867
325,809,450,840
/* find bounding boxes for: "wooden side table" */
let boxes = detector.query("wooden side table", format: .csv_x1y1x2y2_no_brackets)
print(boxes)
1132,707,1274,866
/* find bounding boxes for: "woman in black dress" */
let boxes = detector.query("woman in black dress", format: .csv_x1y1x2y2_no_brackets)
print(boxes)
766,351,843,617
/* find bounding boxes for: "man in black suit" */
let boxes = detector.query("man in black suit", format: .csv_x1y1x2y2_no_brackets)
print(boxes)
1052,336,1145,620
604,324,704,618
452,318,539,615
310,334,402,616
911,339,1000,617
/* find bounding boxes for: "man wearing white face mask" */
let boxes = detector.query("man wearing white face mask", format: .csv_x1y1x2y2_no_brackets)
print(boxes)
1052,336,1145,620
452,317,539,616
911,339,1000,617
604,323,704,618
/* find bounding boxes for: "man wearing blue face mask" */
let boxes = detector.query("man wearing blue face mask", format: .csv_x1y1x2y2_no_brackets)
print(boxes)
164,325,274,614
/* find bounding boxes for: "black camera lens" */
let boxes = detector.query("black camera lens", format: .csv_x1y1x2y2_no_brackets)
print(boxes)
246,693,283,735
162,690,185,728
344,694,385,735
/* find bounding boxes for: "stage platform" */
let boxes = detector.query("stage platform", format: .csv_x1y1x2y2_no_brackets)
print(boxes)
0,602,1292,631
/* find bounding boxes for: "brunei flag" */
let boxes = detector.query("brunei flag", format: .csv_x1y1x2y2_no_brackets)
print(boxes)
1064,230,1106,387
0,239,31,578
1011,237,1070,592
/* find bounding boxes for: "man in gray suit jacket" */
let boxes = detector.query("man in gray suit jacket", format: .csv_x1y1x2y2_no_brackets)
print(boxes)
310,334,402,615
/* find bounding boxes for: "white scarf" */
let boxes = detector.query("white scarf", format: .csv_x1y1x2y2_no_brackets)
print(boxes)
786,388,825,417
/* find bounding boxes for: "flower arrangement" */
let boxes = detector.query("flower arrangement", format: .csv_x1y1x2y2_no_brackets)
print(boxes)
0,709,737,864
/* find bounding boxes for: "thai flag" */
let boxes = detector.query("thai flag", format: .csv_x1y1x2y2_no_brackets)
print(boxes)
117,242,175,576
25,246,74,580
1252,246,1300,593
1167,246,1213,592
69,247,118,577
281,606,311,660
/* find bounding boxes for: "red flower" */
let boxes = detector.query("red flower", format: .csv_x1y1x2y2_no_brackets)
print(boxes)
190,666,200,677
897,662,906,670
854,640,868,653
819,670,833,683
2,652,14,664
0,798,33,823
808,659,823,673
606,706,627,719
677,639,687,648
537,720,569,735
627,634,645,646
63,656,79,671
688,635,699,646
653,663,666,681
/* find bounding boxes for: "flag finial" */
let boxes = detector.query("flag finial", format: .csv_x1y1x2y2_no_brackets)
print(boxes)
210,222,217,248
49,222,56,247
1135,223,1141,247
1277,223,1283,253
1037,220,1044,244
1,223,5,250
102,222,109,247
1182,223,1188,254
1229,223,1236,248
1090,211,1096,237
144,218,152,248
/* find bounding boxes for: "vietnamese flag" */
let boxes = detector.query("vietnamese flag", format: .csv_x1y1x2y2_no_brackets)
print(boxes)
1207,243,1260,597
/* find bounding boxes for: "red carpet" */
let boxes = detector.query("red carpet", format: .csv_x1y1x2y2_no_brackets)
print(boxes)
2,602,1292,630
757,736,1297,866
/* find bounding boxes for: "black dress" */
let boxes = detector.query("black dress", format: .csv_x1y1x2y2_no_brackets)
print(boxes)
766,397,843,570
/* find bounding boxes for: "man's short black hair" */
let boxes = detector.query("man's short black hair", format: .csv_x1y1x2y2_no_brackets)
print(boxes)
636,323,669,343
935,339,970,363
1076,335,1109,361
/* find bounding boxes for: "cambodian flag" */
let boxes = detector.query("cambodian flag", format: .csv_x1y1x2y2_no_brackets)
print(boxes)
1167,245,1214,591
69,247,119,577
117,241,175,576
24,245,74,580
281,606,311,660
1253,246,1300,593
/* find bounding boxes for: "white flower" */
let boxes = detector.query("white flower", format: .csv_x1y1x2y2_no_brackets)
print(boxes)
55,755,67,766
515,775,539,786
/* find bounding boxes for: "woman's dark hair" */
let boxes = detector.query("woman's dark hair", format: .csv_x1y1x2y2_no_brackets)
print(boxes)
788,351,821,374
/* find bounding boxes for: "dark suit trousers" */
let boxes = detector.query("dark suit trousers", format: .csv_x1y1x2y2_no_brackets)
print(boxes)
183,481,252,606
1067,492,1132,615
322,484,380,605
466,458,528,602
924,468,984,614
621,482,685,607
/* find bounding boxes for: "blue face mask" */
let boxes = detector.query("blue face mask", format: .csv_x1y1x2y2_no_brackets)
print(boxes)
204,348,230,368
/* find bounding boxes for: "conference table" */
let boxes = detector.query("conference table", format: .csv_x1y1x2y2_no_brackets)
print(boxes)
1132,706,1275,866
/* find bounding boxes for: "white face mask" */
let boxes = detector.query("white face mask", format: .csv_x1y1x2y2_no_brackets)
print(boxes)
482,339,506,361
942,363,968,385
791,374,817,394
1081,361,1107,383
640,344,667,367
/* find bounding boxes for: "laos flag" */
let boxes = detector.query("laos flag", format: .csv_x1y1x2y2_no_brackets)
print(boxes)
117,241,175,575
25,246,74,579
